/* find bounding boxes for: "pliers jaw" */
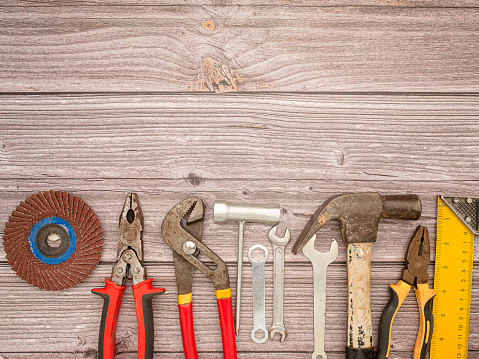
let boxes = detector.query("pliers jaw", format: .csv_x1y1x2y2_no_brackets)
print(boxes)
118,193,144,261
161,197,237,359
92,193,165,359
162,197,230,291
110,193,147,286
401,225,430,287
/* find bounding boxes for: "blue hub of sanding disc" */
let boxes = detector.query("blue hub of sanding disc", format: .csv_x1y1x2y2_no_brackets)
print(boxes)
28,217,77,265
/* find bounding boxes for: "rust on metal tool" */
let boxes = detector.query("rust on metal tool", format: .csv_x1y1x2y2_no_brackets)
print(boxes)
292,192,422,358
162,197,230,291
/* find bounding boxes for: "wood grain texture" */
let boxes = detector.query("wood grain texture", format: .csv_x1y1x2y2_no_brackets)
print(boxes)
1,93,478,181
3,179,478,264
1,5,478,92
0,262,478,357
1,0,479,356
3,0,479,7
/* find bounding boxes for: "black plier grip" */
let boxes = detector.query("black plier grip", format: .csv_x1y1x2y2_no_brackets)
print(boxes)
377,226,435,359
92,193,165,359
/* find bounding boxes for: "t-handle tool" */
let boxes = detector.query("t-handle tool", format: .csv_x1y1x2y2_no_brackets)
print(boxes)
214,200,280,334
92,193,165,359
162,197,237,359
377,225,435,359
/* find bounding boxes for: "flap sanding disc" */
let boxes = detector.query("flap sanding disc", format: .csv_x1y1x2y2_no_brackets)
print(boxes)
3,190,104,291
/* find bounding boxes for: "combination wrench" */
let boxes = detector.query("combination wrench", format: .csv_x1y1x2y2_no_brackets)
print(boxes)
302,234,338,359
248,244,269,344
268,225,291,342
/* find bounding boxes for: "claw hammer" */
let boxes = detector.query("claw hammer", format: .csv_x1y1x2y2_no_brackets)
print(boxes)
292,193,422,359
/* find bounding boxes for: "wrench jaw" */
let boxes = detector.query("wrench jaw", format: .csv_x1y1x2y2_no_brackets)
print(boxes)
268,226,291,246
269,325,288,342
301,235,339,263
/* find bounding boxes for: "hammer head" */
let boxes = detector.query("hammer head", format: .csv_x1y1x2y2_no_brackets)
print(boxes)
292,193,422,254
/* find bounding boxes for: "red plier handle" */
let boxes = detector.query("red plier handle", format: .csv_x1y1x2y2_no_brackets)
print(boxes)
216,288,237,359
177,288,236,359
92,278,165,359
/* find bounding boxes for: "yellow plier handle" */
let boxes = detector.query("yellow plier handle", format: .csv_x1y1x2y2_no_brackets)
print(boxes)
414,283,436,359
377,280,436,359
377,280,411,359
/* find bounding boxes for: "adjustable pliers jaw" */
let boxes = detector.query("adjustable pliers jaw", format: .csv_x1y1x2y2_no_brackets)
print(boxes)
161,197,237,359
162,197,230,291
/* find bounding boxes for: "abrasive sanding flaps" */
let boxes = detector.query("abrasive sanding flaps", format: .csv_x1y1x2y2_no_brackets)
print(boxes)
3,190,103,291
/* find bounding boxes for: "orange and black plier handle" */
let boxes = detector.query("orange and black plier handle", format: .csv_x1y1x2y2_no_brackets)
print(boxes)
377,225,436,359
378,280,435,359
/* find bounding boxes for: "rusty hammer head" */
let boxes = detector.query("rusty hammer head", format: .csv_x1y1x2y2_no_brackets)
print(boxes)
292,193,422,254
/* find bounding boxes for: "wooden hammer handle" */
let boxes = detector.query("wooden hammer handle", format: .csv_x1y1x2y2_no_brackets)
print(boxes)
346,242,374,359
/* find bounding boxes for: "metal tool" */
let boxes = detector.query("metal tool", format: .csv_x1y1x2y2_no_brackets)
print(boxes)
248,244,269,344
92,193,165,359
214,200,280,334
302,234,339,359
430,196,477,359
3,190,103,291
162,197,237,359
292,193,422,359
268,225,291,342
377,226,435,359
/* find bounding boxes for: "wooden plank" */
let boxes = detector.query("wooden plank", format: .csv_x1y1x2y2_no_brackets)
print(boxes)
0,352,420,359
0,262,477,356
1,6,478,92
0,179,478,263
1,93,478,181
3,0,479,7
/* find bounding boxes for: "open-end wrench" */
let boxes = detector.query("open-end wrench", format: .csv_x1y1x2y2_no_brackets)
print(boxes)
302,234,339,359
268,225,291,342
248,244,269,344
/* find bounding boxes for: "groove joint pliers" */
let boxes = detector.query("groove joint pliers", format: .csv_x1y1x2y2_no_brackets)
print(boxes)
161,197,237,359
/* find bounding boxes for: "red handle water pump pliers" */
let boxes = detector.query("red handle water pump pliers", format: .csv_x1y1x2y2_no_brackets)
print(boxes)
161,197,237,359
92,193,165,359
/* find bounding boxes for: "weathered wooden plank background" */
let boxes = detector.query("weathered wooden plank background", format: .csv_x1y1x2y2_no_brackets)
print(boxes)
0,1,478,359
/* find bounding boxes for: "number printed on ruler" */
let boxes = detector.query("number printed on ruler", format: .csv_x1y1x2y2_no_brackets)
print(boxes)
430,198,474,359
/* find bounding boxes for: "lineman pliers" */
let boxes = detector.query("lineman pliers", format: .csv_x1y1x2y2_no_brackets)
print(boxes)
377,225,436,359
92,193,165,359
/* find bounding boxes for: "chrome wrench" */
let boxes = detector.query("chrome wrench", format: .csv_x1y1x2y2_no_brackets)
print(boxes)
268,225,291,342
302,234,339,359
248,244,269,344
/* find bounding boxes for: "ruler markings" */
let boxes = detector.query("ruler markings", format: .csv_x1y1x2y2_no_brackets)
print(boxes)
430,197,474,359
